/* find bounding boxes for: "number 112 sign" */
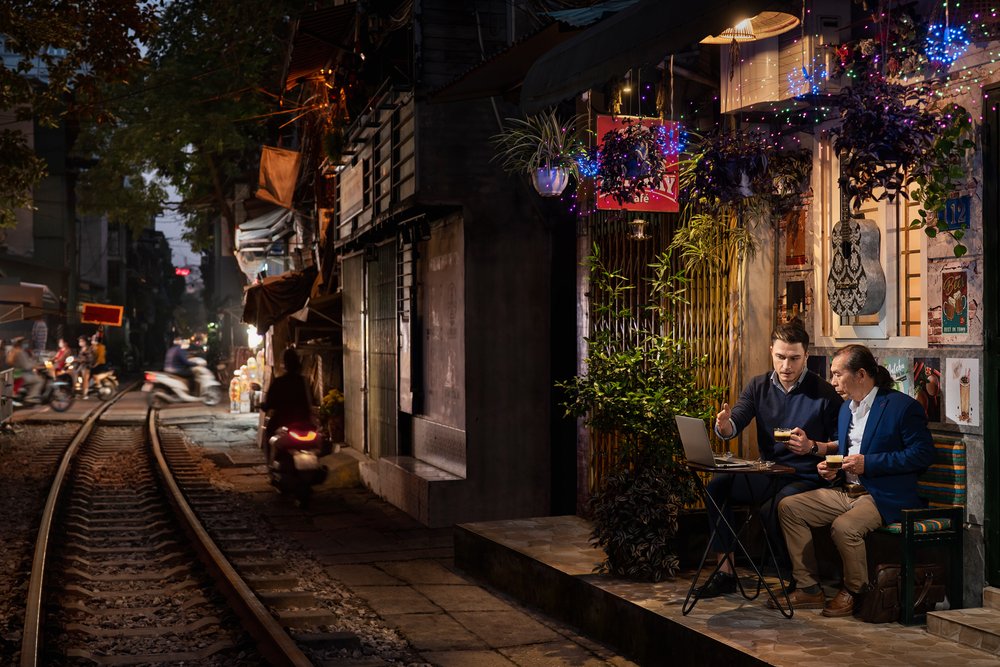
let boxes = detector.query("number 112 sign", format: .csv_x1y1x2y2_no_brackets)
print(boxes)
596,114,679,212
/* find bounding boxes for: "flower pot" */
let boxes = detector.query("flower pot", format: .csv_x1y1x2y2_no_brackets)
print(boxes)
531,167,570,197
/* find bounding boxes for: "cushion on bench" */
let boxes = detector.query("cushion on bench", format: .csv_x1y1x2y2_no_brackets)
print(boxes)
879,438,965,535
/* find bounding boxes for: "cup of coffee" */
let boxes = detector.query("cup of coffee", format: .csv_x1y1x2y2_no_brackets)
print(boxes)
826,454,844,470
773,427,792,443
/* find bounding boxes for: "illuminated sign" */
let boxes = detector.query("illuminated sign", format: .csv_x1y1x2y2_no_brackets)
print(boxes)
81,303,123,326
175,267,191,276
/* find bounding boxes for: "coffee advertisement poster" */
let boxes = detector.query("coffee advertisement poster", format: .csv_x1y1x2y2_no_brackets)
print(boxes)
945,358,979,426
912,357,942,423
941,270,968,334
883,356,912,396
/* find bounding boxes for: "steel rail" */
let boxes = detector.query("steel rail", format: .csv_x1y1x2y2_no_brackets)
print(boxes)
148,407,314,667
19,383,137,667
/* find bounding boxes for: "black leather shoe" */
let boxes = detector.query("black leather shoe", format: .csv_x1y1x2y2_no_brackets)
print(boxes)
693,571,737,598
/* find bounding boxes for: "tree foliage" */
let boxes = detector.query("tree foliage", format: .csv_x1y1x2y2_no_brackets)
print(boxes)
76,0,310,246
0,0,157,227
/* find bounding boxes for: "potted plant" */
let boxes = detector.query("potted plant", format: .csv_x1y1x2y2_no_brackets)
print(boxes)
558,247,721,581
595,118,670,205
680,129,773,205
910,103,976,257
318,388,345,447
491,109,588,196
833,76,937,210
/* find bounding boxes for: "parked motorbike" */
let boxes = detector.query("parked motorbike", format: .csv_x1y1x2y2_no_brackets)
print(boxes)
12,362,74,412
64,356,119,400
267,423,329,508
142,357,224,406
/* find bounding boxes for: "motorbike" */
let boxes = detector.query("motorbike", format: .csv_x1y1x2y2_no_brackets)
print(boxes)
267,423,329,508
142,357,224,406
12,362,74,412
64,356,119,400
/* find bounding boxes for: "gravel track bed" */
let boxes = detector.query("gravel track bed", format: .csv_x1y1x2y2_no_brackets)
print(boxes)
0,423,77,664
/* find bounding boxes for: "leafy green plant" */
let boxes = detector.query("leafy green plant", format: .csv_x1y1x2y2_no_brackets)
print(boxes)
491,109,588,178
596,118,670,205
910,104,976,257
833,76,937,210
559,246,721,581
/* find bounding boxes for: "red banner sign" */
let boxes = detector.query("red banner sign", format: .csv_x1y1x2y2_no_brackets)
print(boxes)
596,115,679,212
81,303,123,326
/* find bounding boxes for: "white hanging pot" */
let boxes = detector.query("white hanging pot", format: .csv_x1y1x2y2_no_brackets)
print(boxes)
531,167,570,197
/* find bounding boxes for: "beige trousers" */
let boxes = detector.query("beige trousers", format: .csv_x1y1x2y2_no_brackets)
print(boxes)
778,487,883,592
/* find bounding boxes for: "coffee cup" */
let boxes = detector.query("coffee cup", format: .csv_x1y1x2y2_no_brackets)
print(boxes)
826,454,844,470
773,427,793,443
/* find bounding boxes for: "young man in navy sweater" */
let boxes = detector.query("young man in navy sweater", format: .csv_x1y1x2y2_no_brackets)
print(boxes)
695,322,843,598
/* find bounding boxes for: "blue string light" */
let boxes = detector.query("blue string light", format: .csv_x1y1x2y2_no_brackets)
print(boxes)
925,23,970,66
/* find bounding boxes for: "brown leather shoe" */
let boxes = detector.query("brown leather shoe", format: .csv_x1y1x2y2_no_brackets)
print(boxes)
767,588,825,609
822,588,858,617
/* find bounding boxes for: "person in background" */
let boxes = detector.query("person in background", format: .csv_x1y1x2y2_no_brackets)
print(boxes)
31,318,48,357
776,344,934,617
694,322,843,598
91,334,108,374
260,347,312,463
52,337,73,373
10,338,42,403
76,336,94,399
164,340,194,392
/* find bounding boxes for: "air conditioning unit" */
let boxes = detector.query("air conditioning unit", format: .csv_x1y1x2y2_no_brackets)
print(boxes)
720,0,850,113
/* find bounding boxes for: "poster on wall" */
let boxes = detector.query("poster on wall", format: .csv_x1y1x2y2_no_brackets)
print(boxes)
783,208,808,266
779,272,814,332
912,357,942,423
882,356,912,396
941,270,968,334
945,358,979,426
928,258,982,345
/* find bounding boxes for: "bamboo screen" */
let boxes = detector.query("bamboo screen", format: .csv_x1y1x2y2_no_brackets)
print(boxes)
586,211,739,495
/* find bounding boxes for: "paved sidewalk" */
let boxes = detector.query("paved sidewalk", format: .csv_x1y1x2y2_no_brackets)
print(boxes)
159,402,636,667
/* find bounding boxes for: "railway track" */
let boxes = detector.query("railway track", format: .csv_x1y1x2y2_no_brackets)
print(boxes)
19,392,322,666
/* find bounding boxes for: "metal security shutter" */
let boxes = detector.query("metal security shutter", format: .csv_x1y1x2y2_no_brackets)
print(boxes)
342,254,367,454
367,240,398,460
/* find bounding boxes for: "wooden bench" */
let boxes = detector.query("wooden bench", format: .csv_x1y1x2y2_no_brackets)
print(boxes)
872,435,965,625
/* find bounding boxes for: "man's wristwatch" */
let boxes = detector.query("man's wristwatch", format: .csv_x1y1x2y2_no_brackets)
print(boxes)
810,441,819,455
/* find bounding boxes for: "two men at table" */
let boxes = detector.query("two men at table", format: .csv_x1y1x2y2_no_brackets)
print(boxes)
695,323,842,597
776,344,934,616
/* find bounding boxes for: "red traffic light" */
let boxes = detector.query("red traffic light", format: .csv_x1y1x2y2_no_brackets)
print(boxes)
175,267,191,276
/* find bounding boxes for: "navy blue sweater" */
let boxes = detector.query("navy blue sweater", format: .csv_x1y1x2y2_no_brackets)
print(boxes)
723,370,843,481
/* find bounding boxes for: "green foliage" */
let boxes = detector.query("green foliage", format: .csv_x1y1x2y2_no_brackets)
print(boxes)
668,211,756,271
833,77,937,209
491,109,588,178
559,246,721,580
0,0,156,228
910,104,976,258
0,130,47,227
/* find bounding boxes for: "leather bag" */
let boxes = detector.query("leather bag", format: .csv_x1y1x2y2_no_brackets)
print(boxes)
858,563,946,623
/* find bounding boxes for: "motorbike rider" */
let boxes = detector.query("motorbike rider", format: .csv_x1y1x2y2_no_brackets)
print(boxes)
52,337,72,373
10,338,42,403
164,340,195,393
260,347,312,465
90,333,108,375
76,336,94,399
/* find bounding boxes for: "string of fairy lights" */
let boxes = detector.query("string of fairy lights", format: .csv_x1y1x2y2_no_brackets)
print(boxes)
555,1,1000,217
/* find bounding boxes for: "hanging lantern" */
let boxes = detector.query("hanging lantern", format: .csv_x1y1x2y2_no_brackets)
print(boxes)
628,218,651,241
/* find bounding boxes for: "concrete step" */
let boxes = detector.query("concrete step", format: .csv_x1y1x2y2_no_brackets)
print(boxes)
984,587,1000,610
927,607,1000,655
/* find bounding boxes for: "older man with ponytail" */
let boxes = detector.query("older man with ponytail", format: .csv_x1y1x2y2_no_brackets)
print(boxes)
774,344,934,618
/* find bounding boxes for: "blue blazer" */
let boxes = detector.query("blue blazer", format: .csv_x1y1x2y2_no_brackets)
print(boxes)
837,388,934,525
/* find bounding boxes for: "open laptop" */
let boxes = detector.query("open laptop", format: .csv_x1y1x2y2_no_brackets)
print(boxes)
675,415,755,468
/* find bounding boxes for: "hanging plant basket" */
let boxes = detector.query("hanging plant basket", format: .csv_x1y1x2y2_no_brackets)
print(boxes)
596,118,668,205
531,167,570,196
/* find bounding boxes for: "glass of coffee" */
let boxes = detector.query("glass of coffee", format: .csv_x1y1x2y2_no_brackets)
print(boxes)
773,427,793,444
826,454,844,470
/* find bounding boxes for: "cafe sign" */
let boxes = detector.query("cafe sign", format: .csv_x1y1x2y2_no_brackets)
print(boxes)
596,114,679,212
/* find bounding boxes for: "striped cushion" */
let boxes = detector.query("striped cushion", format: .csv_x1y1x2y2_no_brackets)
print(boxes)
917,440,966,507
882,518,953,534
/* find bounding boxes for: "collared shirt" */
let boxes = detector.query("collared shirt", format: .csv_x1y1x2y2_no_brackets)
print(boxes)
769,368,806,395
845,385,879,483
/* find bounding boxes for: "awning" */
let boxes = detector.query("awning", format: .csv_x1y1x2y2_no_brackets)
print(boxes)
236,207,294,250
0,282,59,323
282,3,358,91
429,22,583,104
289,292,342,343
241,266,318,334
520,0,794,113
